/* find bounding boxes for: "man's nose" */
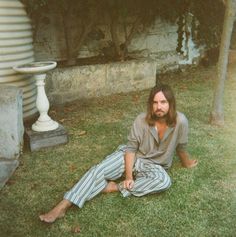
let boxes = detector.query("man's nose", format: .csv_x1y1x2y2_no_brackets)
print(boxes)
157,103,162,109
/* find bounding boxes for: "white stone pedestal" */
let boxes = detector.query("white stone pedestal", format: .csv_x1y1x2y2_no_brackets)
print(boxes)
13,61,59,132
32,73,58,132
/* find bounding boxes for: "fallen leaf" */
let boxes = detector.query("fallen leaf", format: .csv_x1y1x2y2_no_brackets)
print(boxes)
78,130,87,136
69,164,77,172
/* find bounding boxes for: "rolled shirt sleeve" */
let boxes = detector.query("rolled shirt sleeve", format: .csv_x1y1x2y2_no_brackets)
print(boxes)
176,143,188,152
176,113,189,152
126,113,145,153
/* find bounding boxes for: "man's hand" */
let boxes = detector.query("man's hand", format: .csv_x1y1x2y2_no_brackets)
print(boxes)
123,179,134,190
177,150,198,168
124,151,136,189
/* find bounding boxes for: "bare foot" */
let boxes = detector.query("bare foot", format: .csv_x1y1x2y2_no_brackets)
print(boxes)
72,225,81,233
102,181,118,193
39,199,72,223
182,159,198,168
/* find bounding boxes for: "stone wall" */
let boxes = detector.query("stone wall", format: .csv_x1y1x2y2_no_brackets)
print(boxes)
34,13,201,104
47,59,157,104
33,16,199,69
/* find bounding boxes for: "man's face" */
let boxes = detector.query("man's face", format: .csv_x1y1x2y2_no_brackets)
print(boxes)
152,91,169,119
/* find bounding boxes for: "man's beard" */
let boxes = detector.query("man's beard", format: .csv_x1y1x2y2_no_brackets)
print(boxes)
151,112,168,121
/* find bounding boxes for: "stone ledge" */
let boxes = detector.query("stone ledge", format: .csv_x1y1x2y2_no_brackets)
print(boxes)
47,59,157,105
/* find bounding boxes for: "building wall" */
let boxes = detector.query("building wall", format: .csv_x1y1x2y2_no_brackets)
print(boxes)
33,13,200,70
33,12,201,104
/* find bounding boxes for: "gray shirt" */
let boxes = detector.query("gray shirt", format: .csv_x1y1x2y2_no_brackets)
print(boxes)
126,112,188,169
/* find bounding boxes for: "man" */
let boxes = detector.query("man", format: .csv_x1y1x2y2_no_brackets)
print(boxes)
39,84,197,225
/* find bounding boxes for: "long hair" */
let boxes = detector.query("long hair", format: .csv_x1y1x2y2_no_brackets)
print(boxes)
145,84,177,126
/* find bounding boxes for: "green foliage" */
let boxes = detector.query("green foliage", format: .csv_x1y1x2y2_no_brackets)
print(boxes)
21,0,47,14
21,0,225,64
191,0,225,48
176,0,225,54
22,0,225,55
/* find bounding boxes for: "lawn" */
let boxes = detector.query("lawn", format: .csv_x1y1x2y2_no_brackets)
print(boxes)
0,65,235,237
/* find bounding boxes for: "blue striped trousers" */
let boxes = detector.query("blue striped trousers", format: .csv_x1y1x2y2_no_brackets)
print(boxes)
64,145,171,208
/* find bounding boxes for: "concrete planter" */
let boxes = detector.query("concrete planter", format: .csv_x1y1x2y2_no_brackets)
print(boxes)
0,85,23,188
47,59,157,105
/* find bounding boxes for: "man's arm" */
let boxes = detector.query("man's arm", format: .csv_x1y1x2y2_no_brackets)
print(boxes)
176,150,198,168
123,151,136,189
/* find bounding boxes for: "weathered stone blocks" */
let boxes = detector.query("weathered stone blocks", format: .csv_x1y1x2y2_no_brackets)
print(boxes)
0,85,24,188
47,59,157,104
0,86,24,159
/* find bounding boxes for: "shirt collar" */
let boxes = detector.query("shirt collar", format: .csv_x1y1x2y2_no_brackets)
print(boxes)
150,126,174,143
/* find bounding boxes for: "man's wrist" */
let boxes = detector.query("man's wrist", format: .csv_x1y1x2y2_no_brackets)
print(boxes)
125,175,133,180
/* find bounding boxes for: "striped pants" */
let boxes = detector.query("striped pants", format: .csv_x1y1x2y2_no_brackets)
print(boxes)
64,145,171,208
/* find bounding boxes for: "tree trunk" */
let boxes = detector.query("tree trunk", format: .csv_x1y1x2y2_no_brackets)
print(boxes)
210,0,236,126
62,2,96,66
60,3,79,66
110,11,121,59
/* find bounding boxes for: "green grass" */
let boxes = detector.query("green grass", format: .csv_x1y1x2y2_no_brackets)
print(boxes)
0,65,235,237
